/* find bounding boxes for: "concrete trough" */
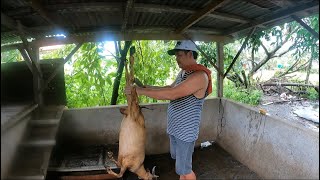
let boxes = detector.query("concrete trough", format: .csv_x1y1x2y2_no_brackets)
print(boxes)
56,98,319,179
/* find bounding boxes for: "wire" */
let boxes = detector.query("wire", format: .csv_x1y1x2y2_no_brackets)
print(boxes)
216,98,226,140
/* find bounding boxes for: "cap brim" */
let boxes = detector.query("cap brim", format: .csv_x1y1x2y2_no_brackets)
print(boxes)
167,49,177,55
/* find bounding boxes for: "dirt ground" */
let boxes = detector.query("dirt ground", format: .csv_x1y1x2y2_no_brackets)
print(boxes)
256,95,319,131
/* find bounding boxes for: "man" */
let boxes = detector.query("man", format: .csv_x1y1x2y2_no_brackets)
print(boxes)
125,40,212,180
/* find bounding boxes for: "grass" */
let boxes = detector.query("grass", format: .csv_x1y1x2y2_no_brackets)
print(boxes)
210,79,263,106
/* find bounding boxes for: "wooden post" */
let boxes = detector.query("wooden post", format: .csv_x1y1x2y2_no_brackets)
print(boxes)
216,42,224,97
32,45,44,106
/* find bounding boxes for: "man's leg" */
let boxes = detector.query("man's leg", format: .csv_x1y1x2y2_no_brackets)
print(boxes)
173,136,196,180
180,170,196,180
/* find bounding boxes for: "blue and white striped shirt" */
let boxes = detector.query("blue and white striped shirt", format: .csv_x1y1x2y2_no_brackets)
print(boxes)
167,70,207,142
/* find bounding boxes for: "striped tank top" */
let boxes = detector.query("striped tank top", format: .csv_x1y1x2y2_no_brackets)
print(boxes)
167,70,208,142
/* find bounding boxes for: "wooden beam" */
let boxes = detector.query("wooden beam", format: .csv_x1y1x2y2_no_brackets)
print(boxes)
18,48,34,72
216,42,224,97
291,15,319,39
28,0,68,36
1,31,230,50
267,0,295,8
211,11,250,24
224,27,256,78
121,0,134,32
176,0,231,33
39,42,83,93
240,0,272,9
17,22,43,79
29,0,57,26
226,1,319,36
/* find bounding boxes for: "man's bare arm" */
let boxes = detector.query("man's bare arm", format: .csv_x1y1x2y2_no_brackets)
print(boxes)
135,71,181,89
134,71,208,100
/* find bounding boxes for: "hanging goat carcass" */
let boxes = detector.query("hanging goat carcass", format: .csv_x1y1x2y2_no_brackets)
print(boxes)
106,46,158,180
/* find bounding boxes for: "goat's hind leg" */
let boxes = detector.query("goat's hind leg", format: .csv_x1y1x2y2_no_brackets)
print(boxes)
106,166,127,178
107,151,121,167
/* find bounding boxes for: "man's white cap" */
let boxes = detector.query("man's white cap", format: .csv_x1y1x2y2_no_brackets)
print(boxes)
167,40,198,55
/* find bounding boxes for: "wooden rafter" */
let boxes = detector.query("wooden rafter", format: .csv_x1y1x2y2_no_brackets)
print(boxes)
175,0,231,33
121,0,134,32
226,1,319,36
29,0,57,26
240,0,272,9
291,15,319,39
18,48,34,72
17,21,43,79
223,27,256,78
28,0,68,36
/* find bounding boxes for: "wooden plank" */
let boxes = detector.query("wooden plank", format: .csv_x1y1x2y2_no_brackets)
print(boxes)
175,0,230,33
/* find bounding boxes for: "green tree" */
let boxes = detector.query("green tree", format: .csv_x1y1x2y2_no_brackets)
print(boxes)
1,49,23,63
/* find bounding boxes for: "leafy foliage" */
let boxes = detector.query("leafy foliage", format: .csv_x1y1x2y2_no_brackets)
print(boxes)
1,49,23,63
133,40,179,103
223,80,263,105
65,42,112,107
62,40,180,107
303,88,319,101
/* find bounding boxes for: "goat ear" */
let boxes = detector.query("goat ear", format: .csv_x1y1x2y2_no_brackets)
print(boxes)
120,107,128,115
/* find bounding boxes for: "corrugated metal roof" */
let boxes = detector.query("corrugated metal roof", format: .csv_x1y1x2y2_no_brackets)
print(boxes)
1,0,319,47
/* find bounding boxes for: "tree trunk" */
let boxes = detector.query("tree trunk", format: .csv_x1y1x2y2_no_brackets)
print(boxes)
305,58,313,84
110,41,132,105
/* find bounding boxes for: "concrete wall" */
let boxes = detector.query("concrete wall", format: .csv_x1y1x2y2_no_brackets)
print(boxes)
217,98,319,179
57,98,220,154
1,115,30,179
57,97,319,179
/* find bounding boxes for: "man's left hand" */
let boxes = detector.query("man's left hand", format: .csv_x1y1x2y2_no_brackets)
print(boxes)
124,85,133,95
